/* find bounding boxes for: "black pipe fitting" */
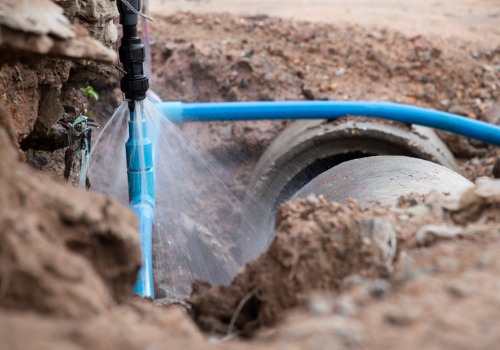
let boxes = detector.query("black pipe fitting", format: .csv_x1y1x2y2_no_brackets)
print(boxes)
117,0,149,112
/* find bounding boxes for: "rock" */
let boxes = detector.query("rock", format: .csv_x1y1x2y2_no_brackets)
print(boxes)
32,86,65,135
0,0,74,39
334,295,357,316
301,85,315,100
235,58,253,73
384,305,420,326
367,279,391,299
446,281,473,299
0,0,116,63
163,42,176,59
335,67,346,77
308,294,334,316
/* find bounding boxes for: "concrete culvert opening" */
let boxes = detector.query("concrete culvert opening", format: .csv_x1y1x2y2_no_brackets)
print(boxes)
241,117,464,259
275,151,375,208
249,117,458,212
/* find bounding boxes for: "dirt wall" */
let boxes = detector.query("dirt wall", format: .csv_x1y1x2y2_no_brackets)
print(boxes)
0,0,117,149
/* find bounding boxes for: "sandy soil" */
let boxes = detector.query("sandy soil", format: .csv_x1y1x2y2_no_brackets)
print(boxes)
150,0,500,44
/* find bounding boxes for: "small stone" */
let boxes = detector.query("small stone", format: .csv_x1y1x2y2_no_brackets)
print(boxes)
385,306,419,326
301,85,315,100
246,14,269,21
336,67,346,77
471,51,480,59
308,295,333,316
405,204,430,217
334,295,356,316
218,125,233,140
368,279,391,299
163,43,175,59
226,86,240,101
235,58,253,73
446,281,473,299
492,158,500,179
448,104,468,116
305,194,322,205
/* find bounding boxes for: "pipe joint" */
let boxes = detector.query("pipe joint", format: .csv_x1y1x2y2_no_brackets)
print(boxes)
117,0,149,108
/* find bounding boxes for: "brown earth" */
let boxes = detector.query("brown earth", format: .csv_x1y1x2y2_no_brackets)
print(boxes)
0,106,141,317
148,12,500,185
150,0,500,45
1,2,500,350
189,181,500,339
0,0,118,182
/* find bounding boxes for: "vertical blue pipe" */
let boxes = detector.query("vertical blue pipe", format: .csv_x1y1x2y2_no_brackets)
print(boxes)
126,110,155,298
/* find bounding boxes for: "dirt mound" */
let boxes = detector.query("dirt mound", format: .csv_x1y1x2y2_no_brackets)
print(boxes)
189,197,396,335
152,13,499,113
255,231,500,350
0,105,206,350
150,12,499,183
0,107,141,317
0,300,206,350
189,177,500,337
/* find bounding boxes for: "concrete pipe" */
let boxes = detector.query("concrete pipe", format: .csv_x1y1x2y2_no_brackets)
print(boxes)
241,118,463,260
249,118,457,212
294,156,473,207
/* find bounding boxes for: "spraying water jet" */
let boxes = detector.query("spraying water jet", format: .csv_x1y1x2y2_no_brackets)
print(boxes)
103,4,500,299
117,0,154,297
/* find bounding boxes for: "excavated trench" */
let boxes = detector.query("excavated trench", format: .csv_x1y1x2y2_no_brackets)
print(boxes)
1,3,500,350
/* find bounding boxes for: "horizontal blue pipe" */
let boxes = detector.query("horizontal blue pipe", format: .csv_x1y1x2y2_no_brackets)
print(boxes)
157,101,500,146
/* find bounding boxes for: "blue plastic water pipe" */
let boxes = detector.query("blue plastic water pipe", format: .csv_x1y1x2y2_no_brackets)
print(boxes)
126,111,155,298
117,0,155,298
157,100,500,146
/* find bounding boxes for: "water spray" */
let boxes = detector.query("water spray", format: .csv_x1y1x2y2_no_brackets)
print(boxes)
108,1,500,300
117,0,155,298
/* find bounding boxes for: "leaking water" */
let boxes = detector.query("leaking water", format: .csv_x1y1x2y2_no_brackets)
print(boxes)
87,99,269,298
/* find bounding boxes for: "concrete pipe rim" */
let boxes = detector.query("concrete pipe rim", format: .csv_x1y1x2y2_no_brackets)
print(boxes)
249,118,456,208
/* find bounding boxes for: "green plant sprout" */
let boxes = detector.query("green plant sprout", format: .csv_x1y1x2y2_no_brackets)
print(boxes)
80,85,100,101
